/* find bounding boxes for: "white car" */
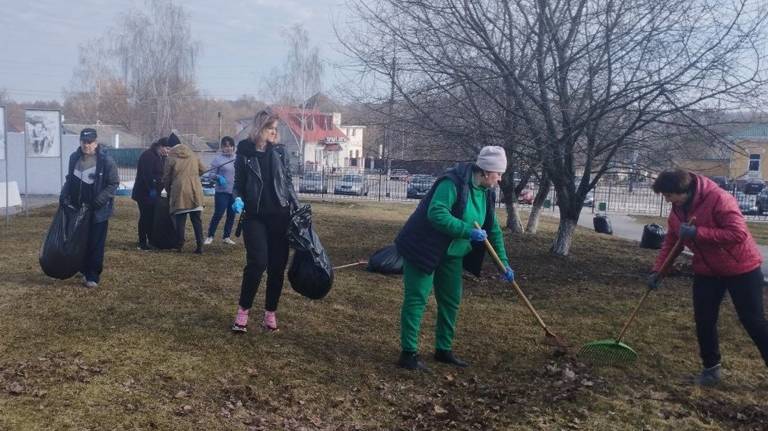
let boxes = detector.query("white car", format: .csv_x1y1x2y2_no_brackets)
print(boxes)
334,174,369,196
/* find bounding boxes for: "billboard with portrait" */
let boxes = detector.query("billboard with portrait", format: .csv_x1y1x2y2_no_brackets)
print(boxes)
25,109,61,158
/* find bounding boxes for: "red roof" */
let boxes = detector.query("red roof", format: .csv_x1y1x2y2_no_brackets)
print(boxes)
272,106,348,144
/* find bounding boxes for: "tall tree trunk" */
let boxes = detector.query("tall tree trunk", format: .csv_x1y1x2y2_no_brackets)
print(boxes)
550,217,578,256
505,202,524,233
526,178,551,234
526,204,543,234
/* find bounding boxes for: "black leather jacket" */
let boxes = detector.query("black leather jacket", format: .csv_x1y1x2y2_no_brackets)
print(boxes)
233,139,299,215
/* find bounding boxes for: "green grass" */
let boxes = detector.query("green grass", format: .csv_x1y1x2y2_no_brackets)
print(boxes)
0,198,767,430
631,215,768,246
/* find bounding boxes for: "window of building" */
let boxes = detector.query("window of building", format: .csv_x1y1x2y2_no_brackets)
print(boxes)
749,154,761,172
355,150,360,158
352,128,356,136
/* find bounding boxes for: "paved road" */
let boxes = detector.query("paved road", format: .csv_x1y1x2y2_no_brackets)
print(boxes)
542,210,768,281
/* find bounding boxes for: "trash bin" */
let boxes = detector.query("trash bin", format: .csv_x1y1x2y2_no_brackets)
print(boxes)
598,202,607,212
544,199,551,208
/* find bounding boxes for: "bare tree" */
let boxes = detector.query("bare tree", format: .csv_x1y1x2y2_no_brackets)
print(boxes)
343,0,768,255
68,0,199,141
262,24,324,170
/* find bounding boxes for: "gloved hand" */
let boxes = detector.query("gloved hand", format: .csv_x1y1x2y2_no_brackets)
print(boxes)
647,272,661,290
148,189,158,200
469,228,488,242
232,197,244,214
217,175,227,186
502,265,515,282
679,223,697,239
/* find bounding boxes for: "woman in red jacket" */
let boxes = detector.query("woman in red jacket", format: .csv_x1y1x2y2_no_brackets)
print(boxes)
650,170,768,386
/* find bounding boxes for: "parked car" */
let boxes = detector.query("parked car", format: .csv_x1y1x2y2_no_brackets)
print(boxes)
755,189,768,214
406,174,436,199
707,176,730,190
334,174,369,196
583,190,595,207
389,169,410,181
735,178,765,195
299,172,327,193
517,188,534,205
734,191,759,215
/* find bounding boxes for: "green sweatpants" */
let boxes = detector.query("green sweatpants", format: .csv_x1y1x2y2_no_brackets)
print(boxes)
400,256,464,352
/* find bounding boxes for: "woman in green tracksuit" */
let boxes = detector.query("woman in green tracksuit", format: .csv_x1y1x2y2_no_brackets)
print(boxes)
394,146,514,371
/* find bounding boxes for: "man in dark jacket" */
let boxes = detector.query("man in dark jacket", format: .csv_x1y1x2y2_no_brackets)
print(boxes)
131,138,168,250
59,128,120,288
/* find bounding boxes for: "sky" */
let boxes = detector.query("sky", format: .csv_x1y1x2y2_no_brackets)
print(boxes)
0,0,354,102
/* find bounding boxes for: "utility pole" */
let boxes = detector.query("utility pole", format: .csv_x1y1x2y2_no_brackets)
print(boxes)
217,111,222,148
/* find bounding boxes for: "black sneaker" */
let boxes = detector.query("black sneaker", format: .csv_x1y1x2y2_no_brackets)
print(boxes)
137,242,151,251
231,323,247,333
398,351,429,371
434,349,469,368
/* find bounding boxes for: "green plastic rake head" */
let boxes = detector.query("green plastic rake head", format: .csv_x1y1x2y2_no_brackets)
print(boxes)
578,339,638,364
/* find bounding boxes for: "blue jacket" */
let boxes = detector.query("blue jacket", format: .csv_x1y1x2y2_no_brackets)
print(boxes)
395,163,496,275
62,146,120,223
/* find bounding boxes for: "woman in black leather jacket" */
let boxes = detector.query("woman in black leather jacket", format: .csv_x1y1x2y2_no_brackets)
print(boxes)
230,110,299,333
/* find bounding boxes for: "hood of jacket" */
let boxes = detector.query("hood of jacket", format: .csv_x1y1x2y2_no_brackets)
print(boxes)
169,144,193,159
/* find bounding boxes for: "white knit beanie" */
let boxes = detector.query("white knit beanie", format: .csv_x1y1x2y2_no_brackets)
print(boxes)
476,146,507,173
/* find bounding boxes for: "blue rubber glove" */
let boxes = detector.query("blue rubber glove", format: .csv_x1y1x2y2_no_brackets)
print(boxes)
148,189,157,200
232,197,244,214
679,223,697,239
217,175,227,186
647,272,660,290
469,228,487,242
502,266,515,282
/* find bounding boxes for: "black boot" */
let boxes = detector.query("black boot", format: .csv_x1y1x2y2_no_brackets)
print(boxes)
398,351,429,371
434,349,469,368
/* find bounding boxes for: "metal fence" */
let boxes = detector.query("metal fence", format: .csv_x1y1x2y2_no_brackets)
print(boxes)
117,163,768,221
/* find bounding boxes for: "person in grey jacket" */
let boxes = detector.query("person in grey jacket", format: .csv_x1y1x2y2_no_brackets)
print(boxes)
204,136,237,245
59,128,120,288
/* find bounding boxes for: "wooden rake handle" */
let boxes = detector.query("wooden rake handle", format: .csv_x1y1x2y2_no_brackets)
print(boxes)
615,216,696,342
473,222,551,333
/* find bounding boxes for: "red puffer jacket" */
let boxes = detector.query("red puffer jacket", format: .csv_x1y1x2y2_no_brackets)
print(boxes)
653,174,762,277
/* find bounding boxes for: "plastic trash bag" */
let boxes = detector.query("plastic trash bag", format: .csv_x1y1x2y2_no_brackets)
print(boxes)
367,245,403,274
640,223,666,249
593,214,613,235
39,204,91,279
287,204,334,299
150,196,179,249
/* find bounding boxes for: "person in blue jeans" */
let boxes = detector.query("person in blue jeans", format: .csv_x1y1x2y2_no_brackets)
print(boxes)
204,136,238,245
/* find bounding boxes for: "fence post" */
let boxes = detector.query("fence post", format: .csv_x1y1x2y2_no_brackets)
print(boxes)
659,195,664,217
378,173,382,202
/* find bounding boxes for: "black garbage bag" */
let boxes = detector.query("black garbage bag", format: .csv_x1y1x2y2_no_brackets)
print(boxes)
39,204,91,279
367,245,403,274
287,204,334,299
640,223,666,249
150,196,179,250
593,214,613,235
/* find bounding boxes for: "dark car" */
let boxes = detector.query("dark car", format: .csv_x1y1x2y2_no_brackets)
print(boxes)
406,174,435,199
734,191,759,215
743,178,766,195
299,172,327,193
756,189,768,214
390,169,410,181
707,176,730,190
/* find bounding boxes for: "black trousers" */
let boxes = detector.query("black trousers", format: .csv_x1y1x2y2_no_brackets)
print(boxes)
693,267,768,368
81,220,109,283
137,202,155,245
174,211,203,250
238,214,290,312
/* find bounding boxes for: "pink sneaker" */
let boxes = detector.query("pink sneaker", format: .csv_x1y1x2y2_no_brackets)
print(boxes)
263,311,279,332
231,307,249,333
